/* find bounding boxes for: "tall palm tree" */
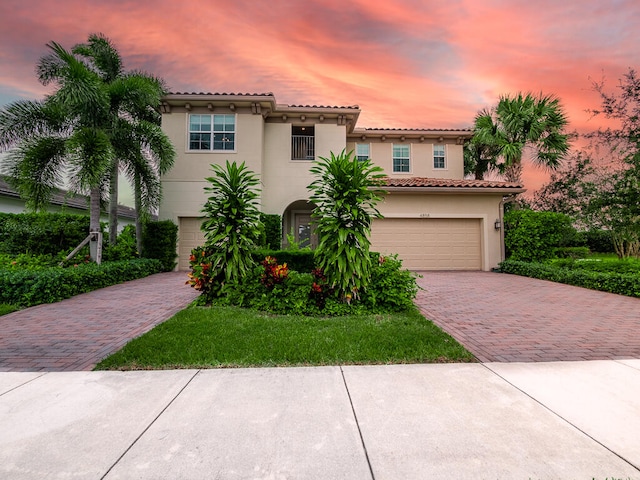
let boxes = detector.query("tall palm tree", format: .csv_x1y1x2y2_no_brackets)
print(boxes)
0,34,175,260
0,41,112,261
474,92,570,183
72,34,175,249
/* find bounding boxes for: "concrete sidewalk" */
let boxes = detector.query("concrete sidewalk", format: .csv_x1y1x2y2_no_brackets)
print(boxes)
2,361,639,479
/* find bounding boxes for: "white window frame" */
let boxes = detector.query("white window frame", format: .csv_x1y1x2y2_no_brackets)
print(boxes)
188,114,236,152
392,144,411,173
433,144,446,169
355,143,370,162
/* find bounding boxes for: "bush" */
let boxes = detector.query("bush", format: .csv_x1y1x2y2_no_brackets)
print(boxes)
499,259,640,298
504,209,575,262
103,225,138,261
308,150,386,300
0,252,61,270
260,213,282,249
583,229,615,253
0,258,163,307
553,246,590,259
191,252,419,315
201,161,261,288
361,254,421,312
142,220,178,271
251,249,315,273
0,212,91,256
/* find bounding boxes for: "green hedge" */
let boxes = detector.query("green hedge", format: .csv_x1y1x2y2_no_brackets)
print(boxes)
0,212,91,256
259,213,282,250
251,249,316,272
504,210,575,262
499,260,640,298
0,259,163,307
142,220,178,271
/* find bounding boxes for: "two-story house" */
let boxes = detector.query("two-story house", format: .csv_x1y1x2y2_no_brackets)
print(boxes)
158,92,524,271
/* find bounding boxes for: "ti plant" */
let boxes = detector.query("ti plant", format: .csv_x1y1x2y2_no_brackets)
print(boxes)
201,160,262,295
308,149,386,302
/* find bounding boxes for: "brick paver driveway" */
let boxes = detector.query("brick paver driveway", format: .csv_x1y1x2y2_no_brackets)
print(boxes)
415,271,640,362
0,272,198,372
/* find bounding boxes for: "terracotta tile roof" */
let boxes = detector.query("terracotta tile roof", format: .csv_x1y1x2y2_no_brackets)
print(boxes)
383,177,524,189
287,104,360,109
364,127,472,132
170,92,274,96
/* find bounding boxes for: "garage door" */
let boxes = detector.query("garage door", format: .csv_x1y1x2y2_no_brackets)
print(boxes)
178,217,206,271
370,218,482,270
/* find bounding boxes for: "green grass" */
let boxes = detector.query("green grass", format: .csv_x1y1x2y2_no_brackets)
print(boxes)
0,303,19,316
95,306,475,370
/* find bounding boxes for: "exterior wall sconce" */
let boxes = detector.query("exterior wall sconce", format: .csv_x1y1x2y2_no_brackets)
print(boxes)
494,219,501,230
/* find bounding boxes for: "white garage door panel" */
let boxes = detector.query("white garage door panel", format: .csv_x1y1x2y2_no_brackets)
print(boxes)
178,217,206,271
371,218,482,270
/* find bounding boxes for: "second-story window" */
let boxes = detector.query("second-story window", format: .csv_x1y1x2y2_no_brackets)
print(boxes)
433,144,446,169
355,143,370,161
392,144,410,172
291,125,315,160
189,114,235,151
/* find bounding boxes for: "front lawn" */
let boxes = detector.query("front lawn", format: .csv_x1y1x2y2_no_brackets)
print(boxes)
95,306,475,369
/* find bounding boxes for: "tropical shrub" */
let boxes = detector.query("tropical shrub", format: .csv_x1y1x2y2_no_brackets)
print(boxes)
260,256,289,289
504,209,575,262
141,220,178,271
361,254,421,311
191,253,419,315
103,224,138,261
198,161,262,296
308,150,386,301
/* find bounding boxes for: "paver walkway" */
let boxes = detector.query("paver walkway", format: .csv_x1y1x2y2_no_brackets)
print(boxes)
415,271,640,362
0,272,198,371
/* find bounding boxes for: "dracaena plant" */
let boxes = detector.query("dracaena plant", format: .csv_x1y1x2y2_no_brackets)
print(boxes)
200,161,261,295
308,149,386,302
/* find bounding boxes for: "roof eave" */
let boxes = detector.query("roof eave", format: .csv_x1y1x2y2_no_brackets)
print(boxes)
384,186,527,194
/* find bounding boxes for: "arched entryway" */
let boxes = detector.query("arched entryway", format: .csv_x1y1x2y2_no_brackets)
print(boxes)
282,200,317,248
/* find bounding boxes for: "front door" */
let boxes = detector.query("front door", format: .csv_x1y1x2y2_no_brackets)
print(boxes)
294,213,317,248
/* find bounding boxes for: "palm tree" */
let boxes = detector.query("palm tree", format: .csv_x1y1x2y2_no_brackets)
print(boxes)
474,92,570,183
72,34,175,249
0,41,112,261
464,112,502,180
0,34,175,260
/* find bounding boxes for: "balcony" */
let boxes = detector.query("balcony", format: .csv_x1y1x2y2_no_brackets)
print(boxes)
291,135,315,160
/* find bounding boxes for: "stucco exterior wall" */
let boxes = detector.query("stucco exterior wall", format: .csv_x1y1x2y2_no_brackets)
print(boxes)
160,110,265,223
261,123,346,215
346,140,464,179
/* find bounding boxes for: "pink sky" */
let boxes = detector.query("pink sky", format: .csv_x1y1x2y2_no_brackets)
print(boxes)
1,0,638,194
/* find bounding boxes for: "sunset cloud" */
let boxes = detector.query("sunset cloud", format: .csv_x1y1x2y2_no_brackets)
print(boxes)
0,0,638,193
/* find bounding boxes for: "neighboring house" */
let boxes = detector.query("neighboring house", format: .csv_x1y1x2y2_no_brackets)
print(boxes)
0,175,137,229
158,92,524,271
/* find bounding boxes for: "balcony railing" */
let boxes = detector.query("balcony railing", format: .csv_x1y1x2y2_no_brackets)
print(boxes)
292,135,315,160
